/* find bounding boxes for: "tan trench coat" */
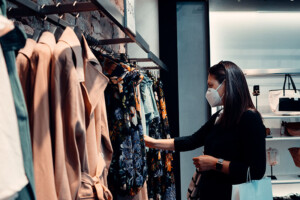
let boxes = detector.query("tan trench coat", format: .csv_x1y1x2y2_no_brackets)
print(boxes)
51,27,113,200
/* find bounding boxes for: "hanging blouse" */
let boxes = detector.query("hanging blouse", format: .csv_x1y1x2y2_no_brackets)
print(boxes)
156,80,176,200
104,62,148,196
146,74,176,200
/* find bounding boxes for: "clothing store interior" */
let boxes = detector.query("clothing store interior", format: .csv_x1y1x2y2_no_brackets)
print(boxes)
1,0,300,200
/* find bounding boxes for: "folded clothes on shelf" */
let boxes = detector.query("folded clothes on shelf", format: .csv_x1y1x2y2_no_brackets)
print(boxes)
273,194,300,200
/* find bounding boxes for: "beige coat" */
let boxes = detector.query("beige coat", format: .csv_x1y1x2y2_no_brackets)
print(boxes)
51,27,88,200
16,38,36,131
30,32,58,200
78,33,113,200
51,27,113,200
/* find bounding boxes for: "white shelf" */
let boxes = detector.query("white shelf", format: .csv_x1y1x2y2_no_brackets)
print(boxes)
243,68,300,77
270,174,300,184
262,113,300,119
266,128,300,141
272,183,300,197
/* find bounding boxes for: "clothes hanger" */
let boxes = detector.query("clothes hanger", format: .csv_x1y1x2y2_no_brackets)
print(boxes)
72,10,83,45
32,28,42,42
31,14,49,42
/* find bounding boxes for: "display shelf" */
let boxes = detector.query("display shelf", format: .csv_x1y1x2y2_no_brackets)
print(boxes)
7,0,168,71
270,174,300,184
262,113,300,119
243,68,300,77
266,129,300,141
272,183,300,197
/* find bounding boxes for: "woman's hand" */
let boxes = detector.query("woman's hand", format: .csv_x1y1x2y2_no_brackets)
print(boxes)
144,135,156,148
144,135,175,150
192,155,218,172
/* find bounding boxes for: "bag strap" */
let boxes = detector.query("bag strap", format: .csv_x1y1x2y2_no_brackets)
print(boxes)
283,74,297,96
246,167,251,183
287,74,297,93
283,74,288,96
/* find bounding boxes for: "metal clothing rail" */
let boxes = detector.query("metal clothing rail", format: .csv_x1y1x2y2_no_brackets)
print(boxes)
129,52,168,71
7,0,168,71
7,0,114,53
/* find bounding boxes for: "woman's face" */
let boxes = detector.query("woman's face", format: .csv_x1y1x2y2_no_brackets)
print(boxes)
207,74,225,99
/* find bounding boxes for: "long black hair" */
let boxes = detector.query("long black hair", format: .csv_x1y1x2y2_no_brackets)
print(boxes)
209,61,257,128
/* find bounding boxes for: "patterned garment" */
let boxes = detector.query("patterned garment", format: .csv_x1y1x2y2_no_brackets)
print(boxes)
146,73,176,200
105,63,148,196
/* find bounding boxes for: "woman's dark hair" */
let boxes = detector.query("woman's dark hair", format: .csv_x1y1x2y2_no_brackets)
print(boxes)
209,61,257,128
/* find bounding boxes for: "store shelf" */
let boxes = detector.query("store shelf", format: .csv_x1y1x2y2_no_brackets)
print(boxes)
272,183,300,197
243,68,300,77
269,174,300,184
262,113,300,119
266,129,300,141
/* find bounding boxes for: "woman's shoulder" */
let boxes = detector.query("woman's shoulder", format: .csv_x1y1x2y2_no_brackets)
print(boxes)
240,108,263,125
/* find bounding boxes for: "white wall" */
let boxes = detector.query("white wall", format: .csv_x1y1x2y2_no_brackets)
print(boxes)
127,0,159,67
210,12,300,69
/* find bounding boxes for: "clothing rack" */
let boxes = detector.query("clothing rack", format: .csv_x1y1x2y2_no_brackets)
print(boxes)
7,0,168,71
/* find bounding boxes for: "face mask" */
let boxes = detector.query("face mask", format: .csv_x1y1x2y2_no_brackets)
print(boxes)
206,81,224,107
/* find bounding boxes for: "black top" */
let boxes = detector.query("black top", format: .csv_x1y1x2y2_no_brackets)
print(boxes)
175,110,266,200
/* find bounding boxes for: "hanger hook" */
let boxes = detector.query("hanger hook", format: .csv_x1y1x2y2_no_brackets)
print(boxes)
73,1,78,6
41,4,46,9
75,13,80,26
56,2,61,7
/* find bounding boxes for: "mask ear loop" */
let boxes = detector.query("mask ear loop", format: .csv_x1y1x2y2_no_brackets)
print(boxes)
216,80,225,102
216,80,224,91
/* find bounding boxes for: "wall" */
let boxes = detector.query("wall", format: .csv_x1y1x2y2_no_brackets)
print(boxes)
8,0,126,53
177,2,209,200
127,0,160,67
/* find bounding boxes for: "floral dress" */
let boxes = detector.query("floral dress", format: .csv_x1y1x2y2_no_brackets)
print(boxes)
105,64,148,197
157,80,176,200
146,74,176,200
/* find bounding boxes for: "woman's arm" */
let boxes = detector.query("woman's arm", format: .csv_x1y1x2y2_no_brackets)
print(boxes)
144,135,175,151
145,112,219,152
192,155,230,174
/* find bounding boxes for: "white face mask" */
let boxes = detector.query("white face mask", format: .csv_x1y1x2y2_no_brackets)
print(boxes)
206,81,224,107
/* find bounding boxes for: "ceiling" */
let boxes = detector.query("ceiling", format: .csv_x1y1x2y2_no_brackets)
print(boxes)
209,0,300,12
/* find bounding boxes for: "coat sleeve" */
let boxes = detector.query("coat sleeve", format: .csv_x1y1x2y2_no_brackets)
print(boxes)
229,111,266,184
174,112,219,152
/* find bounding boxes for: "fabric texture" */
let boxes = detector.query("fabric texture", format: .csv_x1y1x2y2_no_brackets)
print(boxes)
114,182,148,200
138,85,147,136
0,15,14,37
0,44,28,200
187,169,202,200
51,27,88,200
77,33,113,200
140,74,159,134
174,110,266,200
0,5,36,199
146,76,176,200
16,38,36,130
28,32,57,200
104,62,148,196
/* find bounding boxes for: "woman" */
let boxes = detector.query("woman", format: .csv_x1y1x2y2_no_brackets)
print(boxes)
144,61,266,200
